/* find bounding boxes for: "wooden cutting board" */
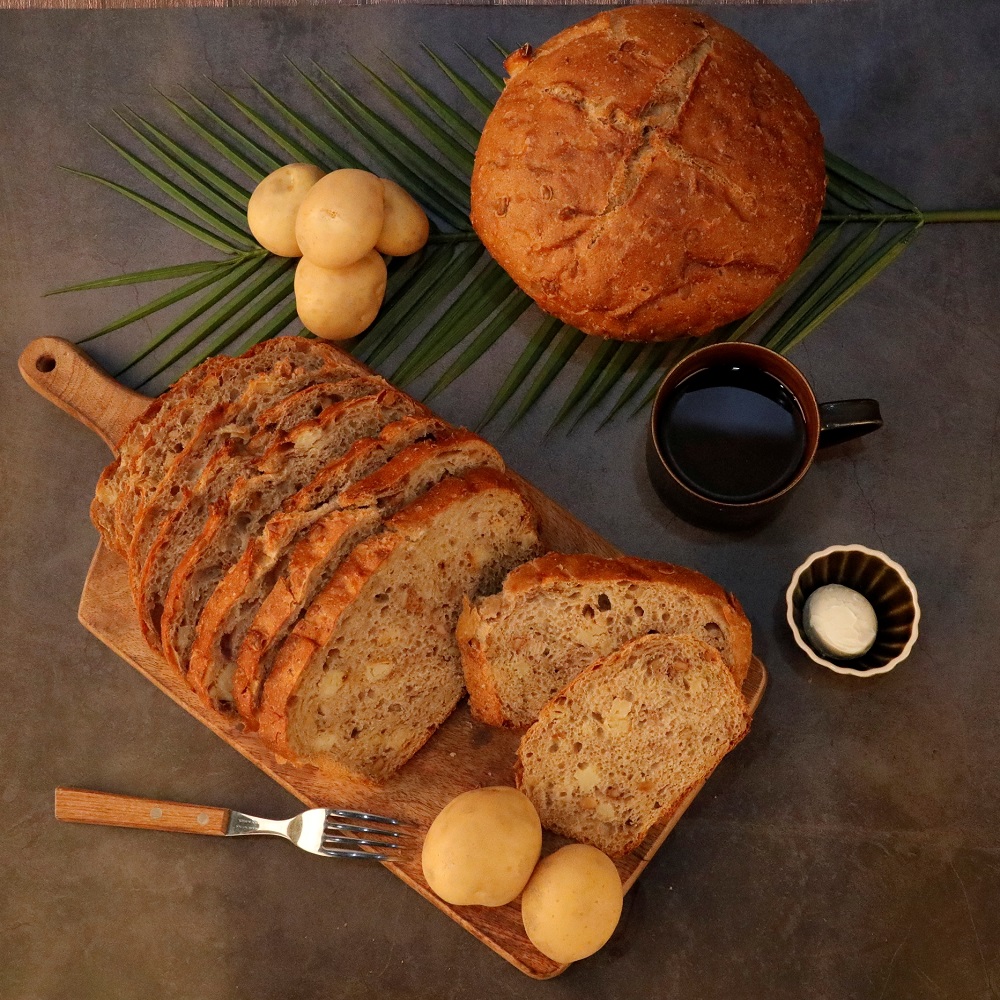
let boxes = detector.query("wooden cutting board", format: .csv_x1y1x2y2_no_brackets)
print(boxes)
19,335,767,979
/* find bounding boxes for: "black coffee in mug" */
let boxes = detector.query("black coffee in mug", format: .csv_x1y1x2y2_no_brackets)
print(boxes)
656,363,808,503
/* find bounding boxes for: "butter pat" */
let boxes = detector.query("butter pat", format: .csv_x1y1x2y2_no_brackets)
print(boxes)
802,584,878,659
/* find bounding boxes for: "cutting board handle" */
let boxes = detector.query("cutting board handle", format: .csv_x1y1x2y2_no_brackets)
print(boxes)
18,337,151,454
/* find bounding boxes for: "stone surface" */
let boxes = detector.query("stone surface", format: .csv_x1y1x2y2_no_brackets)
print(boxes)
1,2,999,998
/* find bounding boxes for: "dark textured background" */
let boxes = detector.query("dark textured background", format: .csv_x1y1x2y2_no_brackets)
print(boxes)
2,2,999,998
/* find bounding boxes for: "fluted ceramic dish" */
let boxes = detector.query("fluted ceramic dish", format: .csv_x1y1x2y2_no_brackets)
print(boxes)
786,544,920,677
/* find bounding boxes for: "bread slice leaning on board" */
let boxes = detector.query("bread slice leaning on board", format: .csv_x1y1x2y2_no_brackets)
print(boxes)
516,633,750,857
457,552,753,729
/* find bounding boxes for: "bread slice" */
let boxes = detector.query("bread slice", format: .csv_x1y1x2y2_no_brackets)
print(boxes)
126,374,387,579
230,429,506,722
183,413,452,706
457,552,752,728
515,632,750,857
97,338,364,555
90,354,230,550
256,468,541,782
135,388,420,653
114,345,366,550
159,398,434,675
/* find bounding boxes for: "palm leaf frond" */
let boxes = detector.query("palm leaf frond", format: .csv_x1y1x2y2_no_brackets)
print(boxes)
425,288,533,401
310,64,471,212
302,66,469,230
568,341,646,431
775,224,921,355
354,58,476,177
213,82,321,171
825,149,917,212
78,264,241,343
164,90,276,181
601,343,674,426
115,254,269,376
361,242,484,368
136,255,294,384
512,326,587,428
459,45,506,94
478,313,563,429
383,55,482,151
421,45,495,117
53,42,997,429
392,260,515,386
47,258,236,295
115,108,251,219
551,339,627,430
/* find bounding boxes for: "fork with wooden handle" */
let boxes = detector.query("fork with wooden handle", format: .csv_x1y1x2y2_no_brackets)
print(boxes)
55,787,410,860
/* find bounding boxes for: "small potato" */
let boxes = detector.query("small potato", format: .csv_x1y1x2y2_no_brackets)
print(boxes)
295,168,385,269
246,163,325,257
421,787,542,907
294,252,387,341
376,179,430,257
520,844,623,964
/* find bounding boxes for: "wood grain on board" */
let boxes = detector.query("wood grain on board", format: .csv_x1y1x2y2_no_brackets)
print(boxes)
20,336,767,978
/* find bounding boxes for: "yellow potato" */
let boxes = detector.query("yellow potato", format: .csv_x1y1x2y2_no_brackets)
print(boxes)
421,787,542,907
295,168,385,269
376,179,430,257
293,252,387,341
246,163,325,258
520,844,623,964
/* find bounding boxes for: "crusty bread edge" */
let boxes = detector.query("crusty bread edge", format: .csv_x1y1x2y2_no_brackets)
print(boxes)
471,550,753,690
514,633,751,857
257,467,538,765
456,598,521,730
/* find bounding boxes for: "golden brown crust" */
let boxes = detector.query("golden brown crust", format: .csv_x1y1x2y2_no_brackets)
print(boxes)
455,598,514,729
187,416,450,709
233,508,379,725
495,550,753,687
256,468,537,761
471,6,826,342
515,632,750,857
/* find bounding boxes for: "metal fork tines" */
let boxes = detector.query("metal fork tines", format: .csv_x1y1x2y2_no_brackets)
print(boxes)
53,788,411,862
227,806,410,860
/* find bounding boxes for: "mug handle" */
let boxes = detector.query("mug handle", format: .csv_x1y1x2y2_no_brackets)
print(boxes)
818,399,883,447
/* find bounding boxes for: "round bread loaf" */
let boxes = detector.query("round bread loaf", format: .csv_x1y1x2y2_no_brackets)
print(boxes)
470,6,827,342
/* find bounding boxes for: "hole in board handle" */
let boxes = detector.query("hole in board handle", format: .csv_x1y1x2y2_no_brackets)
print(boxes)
35,354,56,374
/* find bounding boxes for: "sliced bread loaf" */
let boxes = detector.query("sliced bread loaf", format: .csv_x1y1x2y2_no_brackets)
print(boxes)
135,389,419,653
186,416,447,708
159,394,431,674
126,374,387,579
256,468,541,782
100,338,363,554
90,354,230,550
515,632,750,857
457,552,752,728
230,429,506,722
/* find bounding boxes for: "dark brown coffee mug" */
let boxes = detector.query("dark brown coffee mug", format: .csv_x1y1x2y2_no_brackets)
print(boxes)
646,342,882,530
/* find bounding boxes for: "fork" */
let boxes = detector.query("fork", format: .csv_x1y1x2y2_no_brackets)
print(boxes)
54,787,409,860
